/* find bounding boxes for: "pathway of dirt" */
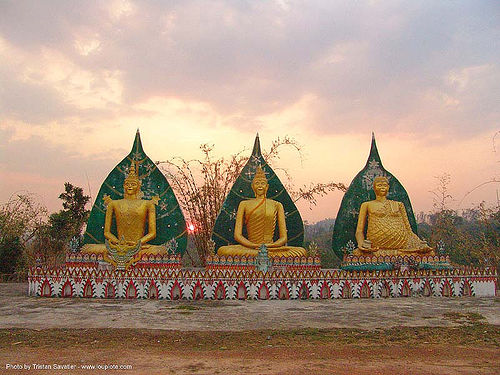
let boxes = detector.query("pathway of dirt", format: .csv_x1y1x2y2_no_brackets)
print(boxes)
1,327,499,375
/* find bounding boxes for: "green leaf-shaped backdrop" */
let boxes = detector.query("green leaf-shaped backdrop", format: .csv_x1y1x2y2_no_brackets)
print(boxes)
212,134,304,252
83,130,187,254
331,134,418,259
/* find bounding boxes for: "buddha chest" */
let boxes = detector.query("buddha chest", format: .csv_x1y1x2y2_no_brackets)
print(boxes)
114,199,149,240
245,199,278,243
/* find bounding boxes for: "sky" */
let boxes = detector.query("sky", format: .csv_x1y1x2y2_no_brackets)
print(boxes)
0,0,499,223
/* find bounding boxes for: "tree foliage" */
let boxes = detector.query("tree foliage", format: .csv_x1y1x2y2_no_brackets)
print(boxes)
34,183,91,265
0,193,47,243
0,193,47,279
0,184,90,279
49,183,91,245
417,204,499,276
418,174,500,274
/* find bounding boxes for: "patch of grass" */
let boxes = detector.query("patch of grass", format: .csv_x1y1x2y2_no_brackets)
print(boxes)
466,312,486,323
443,311,486,325
295,328,321,336
443,311,463,322
183,362,207,371
201,301,235,308
175,305,200,311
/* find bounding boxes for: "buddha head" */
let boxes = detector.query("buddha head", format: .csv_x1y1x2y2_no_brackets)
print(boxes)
123,163,141,197
251,165,269,197
373,176,389,197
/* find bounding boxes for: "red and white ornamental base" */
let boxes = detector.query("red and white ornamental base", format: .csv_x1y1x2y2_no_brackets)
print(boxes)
28,254,497,299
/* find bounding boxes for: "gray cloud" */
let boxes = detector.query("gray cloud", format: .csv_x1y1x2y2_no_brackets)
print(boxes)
0,0,498,137
0,127,120,210
0,65,75,123
0,128,116,178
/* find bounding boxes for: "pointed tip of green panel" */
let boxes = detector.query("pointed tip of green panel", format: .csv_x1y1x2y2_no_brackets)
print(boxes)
364,132,383,168
131,128,144,154
251,133,261,157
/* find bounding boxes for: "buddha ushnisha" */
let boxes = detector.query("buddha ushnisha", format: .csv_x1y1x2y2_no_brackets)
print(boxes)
354,176,434,257
217,165,306,258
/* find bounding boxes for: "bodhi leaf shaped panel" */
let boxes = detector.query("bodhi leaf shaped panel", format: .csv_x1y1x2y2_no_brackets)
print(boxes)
83,130,187,254
212,134,304,252
331,134,418,259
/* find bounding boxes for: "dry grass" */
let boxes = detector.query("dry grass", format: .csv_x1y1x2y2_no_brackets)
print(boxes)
1,324,498,351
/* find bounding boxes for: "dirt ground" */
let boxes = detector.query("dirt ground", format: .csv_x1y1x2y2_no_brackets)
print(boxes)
1,284,499,374
1,327,499,375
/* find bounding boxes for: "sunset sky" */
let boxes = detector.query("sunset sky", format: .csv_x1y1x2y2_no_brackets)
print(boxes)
0,1,499,223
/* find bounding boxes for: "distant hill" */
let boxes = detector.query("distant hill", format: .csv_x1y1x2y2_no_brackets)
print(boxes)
304,218,335,238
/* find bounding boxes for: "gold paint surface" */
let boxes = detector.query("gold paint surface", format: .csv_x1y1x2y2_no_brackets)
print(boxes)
354,176,434,257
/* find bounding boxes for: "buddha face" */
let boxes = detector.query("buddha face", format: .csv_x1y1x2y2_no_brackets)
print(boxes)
373,178,389,197
252,178,268,197
124,179,140,196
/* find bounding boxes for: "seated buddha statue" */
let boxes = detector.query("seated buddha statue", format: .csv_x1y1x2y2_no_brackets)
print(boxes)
81,163,166,268
353,176,434,257
217,166,307,258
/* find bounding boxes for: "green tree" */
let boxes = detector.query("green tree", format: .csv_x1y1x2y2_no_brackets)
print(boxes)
56,182,91,237
0,236,23,277
43,183,90,256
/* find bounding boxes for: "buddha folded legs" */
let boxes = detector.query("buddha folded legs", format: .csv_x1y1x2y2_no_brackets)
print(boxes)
218,244,306,258
82,242,166,268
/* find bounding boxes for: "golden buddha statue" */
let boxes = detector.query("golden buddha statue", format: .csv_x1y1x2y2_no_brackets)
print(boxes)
217,166,307,258
81,163,166,268
354,176,434,257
